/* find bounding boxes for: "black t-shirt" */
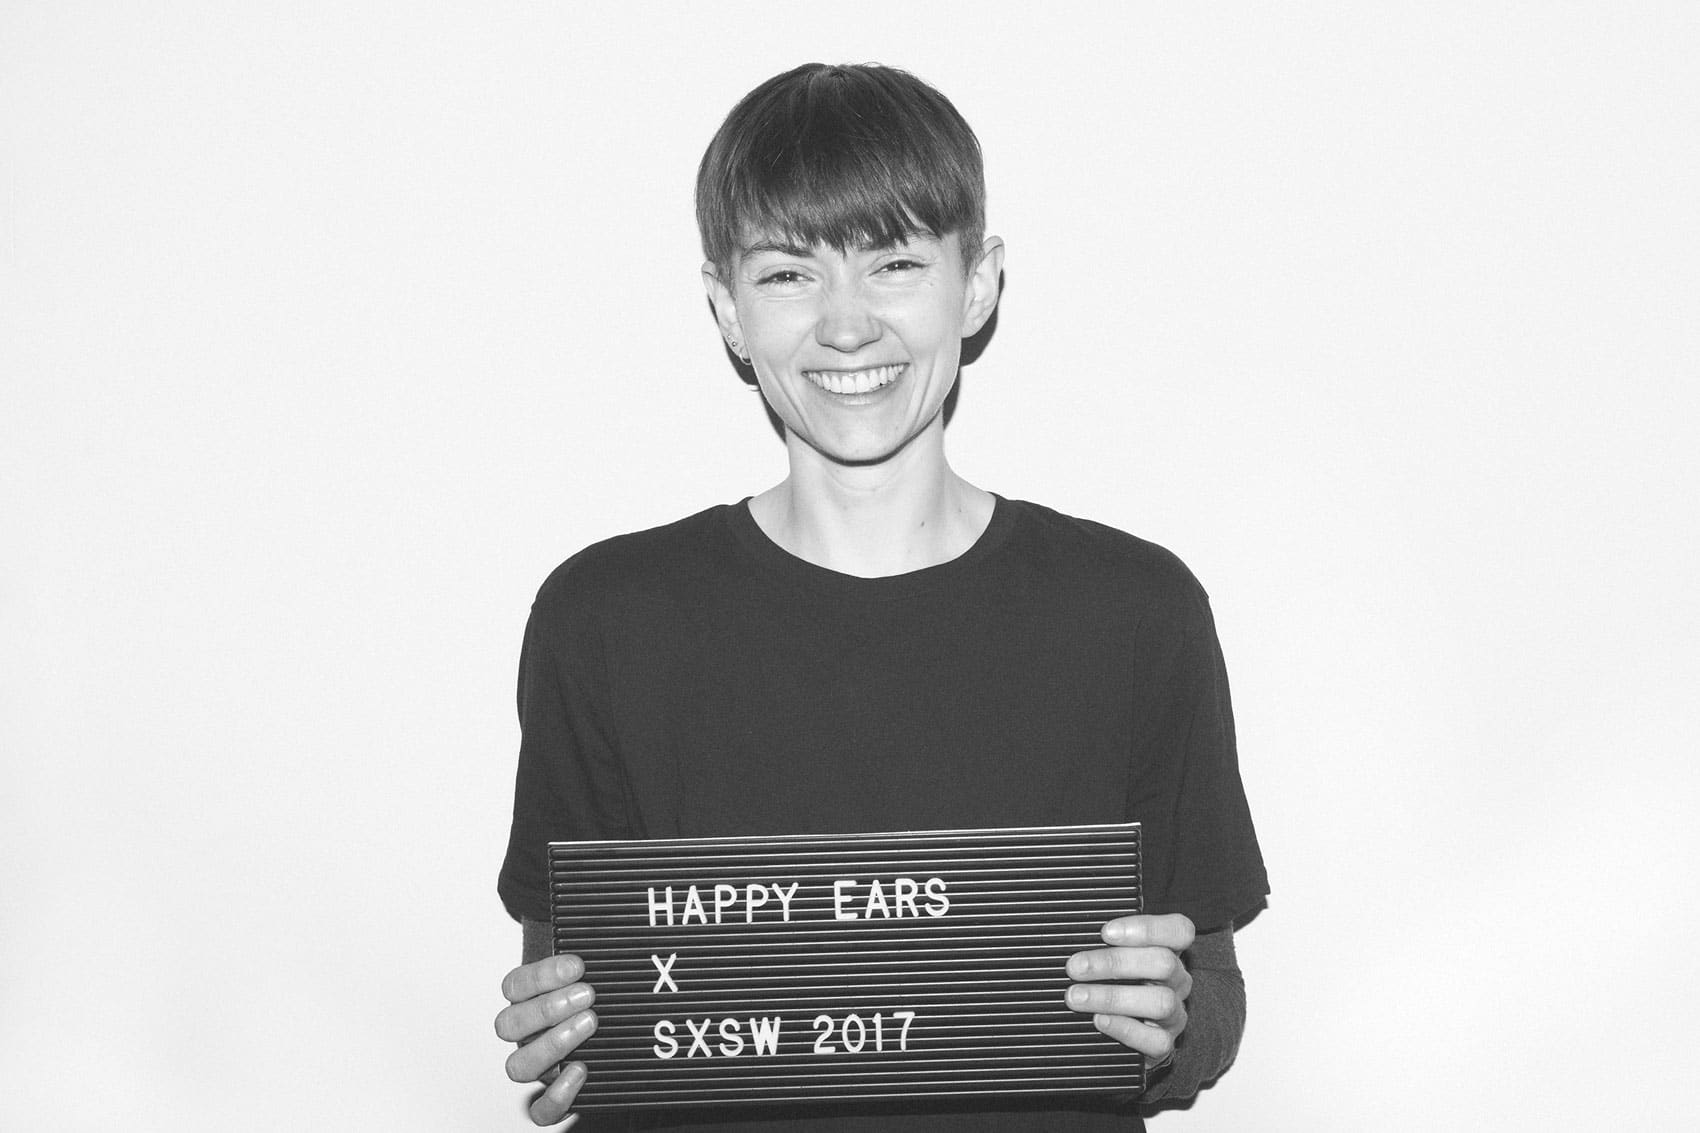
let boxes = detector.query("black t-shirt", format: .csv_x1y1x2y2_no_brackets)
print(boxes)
499,496,1268,1130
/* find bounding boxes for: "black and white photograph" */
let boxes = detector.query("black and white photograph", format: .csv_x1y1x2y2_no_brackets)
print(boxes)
4,4,1696,1130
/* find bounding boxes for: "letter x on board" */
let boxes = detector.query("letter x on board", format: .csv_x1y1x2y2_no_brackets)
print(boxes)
651,952,679,994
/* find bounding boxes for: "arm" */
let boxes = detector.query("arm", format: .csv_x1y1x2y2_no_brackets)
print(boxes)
497,581,628,1126
1079,578,1262,1101
1141,925,1244,1103
1067,918,1246,1103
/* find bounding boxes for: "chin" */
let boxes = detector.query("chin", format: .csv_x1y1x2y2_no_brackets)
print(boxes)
813,430,932,468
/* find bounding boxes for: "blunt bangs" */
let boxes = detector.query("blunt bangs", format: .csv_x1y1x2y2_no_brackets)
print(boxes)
697,63,985,278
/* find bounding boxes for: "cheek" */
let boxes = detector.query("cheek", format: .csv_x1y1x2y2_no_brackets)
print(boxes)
905,300,966,351
741,302,814,349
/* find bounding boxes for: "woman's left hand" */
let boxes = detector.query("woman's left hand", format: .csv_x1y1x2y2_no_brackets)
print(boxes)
1065,912,1195,1067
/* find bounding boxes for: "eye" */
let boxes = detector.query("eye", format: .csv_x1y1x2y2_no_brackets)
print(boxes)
756,269,807,287
878,258,925,274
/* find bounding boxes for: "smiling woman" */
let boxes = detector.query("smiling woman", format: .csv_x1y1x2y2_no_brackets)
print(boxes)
495,61,1268,1132
694,63,1004,483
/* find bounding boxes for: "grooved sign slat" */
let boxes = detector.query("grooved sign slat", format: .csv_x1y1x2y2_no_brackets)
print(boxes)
549,822,1142,1111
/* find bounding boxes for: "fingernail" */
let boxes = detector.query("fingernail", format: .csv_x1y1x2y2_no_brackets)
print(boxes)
1068,986,1089,1007
565,1062,587,1089
1067,955,1090,978
567,985,592,1011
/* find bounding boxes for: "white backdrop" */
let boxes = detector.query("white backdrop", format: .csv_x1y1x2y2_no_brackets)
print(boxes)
5,3,1698,1130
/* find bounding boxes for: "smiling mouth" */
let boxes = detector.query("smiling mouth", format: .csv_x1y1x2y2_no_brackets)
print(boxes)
802,363,908,395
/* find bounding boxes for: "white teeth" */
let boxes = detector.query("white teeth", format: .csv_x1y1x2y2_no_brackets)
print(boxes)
804,363,906,394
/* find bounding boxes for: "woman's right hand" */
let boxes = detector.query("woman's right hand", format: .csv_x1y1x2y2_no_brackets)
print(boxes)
494,953,598,1126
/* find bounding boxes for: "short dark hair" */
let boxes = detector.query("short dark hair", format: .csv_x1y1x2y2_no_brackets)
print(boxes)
696,63,986,281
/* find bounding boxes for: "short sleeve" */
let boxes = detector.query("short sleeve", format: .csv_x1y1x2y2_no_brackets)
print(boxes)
1128,593,1268,932
496,584,637,923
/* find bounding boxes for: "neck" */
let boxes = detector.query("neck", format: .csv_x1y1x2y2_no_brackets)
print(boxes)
750,431,994,578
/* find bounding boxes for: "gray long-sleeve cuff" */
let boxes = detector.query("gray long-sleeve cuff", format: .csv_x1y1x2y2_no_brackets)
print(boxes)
1140,926,1245,1105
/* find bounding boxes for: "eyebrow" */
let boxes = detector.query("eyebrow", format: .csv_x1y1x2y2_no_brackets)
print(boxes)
739,240,815,263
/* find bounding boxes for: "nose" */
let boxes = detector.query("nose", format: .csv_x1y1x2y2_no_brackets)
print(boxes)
814,282,881,352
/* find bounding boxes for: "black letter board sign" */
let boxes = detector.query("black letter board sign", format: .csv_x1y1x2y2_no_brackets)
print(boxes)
548,821,1143,1110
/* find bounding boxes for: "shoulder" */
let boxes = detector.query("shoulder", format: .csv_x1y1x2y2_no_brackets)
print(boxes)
1000,497,1212,614
531,503,739,620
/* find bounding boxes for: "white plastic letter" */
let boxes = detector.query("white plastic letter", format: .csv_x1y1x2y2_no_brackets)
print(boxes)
718,1016,745,1057
749,1016,783,1056
681,885,708,926
713,883,737,924
647,886,673,927
863,879,891,919
744,883,770,923
650,952,679,994
652,1019,678,1059
685,1017,713,1058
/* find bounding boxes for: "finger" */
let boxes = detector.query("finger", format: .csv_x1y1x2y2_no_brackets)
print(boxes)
502,954,585,1005
1067,945,1185,985
1090,1012,1179,1064
1066,981,1182,1025
1100,913,1195,951
528,1061,587,1127
506,1010,598,1085
495,982,596,1043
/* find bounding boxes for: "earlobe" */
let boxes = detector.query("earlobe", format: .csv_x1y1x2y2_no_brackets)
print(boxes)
702,262,743,345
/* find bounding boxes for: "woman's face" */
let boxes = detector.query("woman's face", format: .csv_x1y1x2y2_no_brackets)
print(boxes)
706,231,1002,470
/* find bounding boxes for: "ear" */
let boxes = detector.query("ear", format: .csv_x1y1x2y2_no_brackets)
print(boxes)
960,236,1005,337
702,261,745,348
